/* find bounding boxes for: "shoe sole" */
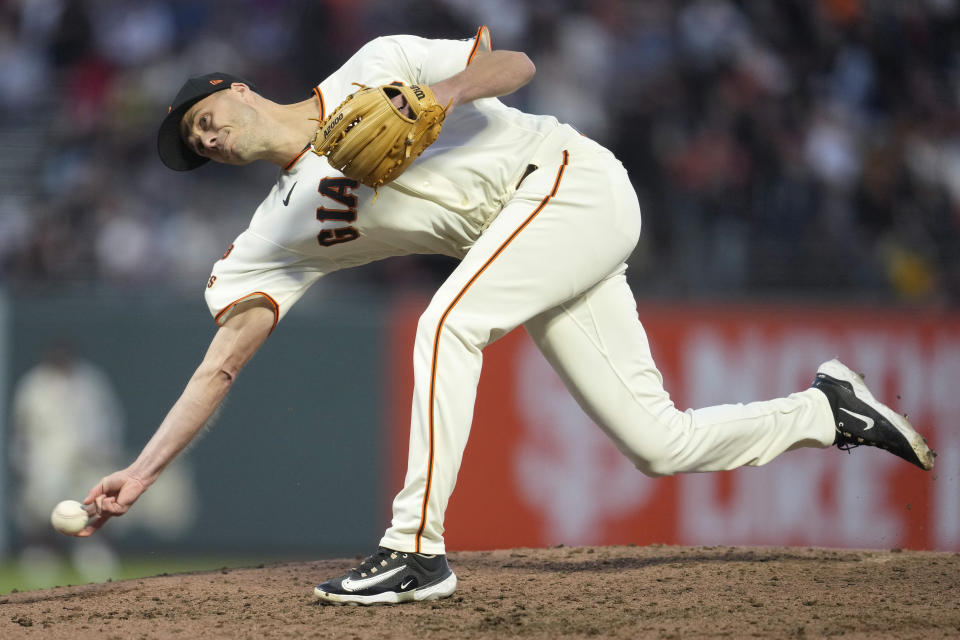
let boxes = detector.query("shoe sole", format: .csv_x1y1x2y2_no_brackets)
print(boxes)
313,571,457,606
819,359,935,470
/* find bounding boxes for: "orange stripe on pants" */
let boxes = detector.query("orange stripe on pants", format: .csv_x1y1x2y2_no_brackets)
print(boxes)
415,150,570,551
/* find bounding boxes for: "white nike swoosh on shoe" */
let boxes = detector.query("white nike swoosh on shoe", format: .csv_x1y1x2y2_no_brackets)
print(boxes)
400,578,414,590
341,565,406,592
840,407,875,430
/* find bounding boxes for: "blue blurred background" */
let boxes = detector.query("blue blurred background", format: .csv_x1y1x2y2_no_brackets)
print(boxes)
1,0,959,591
2,0,959,301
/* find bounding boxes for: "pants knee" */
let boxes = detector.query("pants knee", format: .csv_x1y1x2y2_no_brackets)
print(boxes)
416,303,496,352
416,306,444,340
633,445,681,478
615,418,688,477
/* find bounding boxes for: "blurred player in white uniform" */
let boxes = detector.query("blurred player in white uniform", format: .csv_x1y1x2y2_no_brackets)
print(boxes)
10,343,123,581
80,27,934,605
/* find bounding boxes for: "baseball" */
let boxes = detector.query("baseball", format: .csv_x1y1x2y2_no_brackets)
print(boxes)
50,500,90,536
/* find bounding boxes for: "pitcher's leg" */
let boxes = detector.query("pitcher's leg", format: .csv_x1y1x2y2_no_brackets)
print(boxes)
381,150,641,553
379,299,485,555
525,272,836,477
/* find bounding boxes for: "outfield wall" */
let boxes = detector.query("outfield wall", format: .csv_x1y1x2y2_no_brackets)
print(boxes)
387,299,960,552
2,291,958,558
1,291,388,558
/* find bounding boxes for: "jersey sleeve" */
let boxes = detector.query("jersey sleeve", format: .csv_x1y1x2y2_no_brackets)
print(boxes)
362,27,491,86
203,230,329,330
317,27,491,110
397,29,486,85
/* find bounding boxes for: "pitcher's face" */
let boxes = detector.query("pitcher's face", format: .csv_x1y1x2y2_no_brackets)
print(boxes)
180,84,265,166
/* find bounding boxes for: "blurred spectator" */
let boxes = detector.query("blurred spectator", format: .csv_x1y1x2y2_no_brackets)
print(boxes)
9,341,199,582
9,341,124,581
0,0,957,304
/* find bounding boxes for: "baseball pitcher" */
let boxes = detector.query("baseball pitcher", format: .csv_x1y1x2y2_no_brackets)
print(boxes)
79,27,934,605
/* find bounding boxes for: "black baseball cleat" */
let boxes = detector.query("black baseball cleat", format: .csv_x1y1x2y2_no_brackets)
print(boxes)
314,547,457,605
811,359,935,470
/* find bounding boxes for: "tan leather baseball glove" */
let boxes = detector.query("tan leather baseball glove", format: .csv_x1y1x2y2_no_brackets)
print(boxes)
311,84,447,188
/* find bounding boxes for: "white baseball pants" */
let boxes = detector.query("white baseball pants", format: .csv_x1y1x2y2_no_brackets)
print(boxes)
380,129,836,554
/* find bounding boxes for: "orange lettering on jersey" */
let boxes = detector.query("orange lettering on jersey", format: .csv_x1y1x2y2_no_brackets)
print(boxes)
207,275,217,288
318,226,359,246
221,243,234,260
316,206,356,223
317,177,359,223
319,177,358,207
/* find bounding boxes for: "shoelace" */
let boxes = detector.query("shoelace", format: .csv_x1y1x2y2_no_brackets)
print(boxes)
836,439,858,452
352,549,391,574
350,548,413,578
836,428,893,453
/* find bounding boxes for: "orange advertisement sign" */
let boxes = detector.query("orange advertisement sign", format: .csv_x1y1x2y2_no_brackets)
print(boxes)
387,300,960,551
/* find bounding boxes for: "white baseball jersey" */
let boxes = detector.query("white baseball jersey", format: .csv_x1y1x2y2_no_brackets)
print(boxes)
205,28,837,557
206,30,562,327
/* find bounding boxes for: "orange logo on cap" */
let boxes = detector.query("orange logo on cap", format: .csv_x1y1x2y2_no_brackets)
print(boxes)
168,106,172,112
209,79,223,85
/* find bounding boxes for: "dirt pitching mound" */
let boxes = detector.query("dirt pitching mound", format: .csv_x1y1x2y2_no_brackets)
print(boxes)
2,545,958,639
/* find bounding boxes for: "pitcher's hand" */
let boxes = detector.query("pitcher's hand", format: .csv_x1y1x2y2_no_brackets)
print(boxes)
77,470,149,536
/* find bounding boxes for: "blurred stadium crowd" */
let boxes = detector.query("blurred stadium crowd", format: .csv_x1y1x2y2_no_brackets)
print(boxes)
1,0,959,304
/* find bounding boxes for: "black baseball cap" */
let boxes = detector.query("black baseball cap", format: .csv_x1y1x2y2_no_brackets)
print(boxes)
157,72,256,171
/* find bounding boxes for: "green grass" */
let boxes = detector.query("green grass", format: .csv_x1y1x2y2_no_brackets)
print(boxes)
0,556,271,595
